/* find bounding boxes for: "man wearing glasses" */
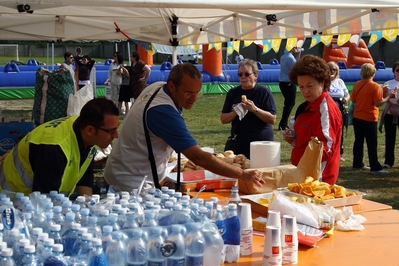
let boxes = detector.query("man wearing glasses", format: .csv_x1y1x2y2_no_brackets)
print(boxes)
60,51,76,89
0,98,119,197
105,63,264,192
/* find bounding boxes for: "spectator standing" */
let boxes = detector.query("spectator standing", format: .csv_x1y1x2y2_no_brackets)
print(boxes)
327,61,350,160
278,47,302,130
379,61,399,168
60,51,76,89
235,53,244,64
107,52,124,105
283,55,342,185
220,59,277,158
74,55,96,90
129,51,151,101
104,63,264,192
351,63,396,174
118,64,131,116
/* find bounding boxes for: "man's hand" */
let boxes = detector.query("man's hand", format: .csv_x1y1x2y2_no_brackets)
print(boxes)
241,169,265,187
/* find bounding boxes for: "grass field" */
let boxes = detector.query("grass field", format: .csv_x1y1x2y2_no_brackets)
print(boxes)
1,91,398,209
0,56,107,66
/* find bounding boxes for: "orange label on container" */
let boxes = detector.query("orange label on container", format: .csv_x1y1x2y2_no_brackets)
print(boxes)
285,235,293,243
272,246,280,255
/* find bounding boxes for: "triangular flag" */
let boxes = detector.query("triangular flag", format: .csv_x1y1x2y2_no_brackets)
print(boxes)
262,40,272,54
226,42,234,56
285,37,297,52
368,31,383,47
254,40,263,48
233,41,240,53
320,35,333,46
350,33,363,47
214,43,222,52
310,36,321,48
243,40,253,48
272,39,282,53
382,27,398,42
207,43,214,51
337,34,351,46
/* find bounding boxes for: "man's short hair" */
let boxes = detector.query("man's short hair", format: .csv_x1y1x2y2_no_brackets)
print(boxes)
64,52,73,60
76,98,119,129
167,63,202,87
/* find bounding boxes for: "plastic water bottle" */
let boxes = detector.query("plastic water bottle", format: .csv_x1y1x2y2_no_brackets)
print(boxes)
71,204,82,223
117,208,127,228
60,212,75,237
21,212,33,237
88,238,107,266
142,211,158,227
13,238,30,265
87,217,102,239
228,187,241,205
52,206,65,225
222,204,241,263
202,221,224,266
0,224,3,243
185,223,205,266
41,212,54,234
105,232,126,266
0,243,7,254
62,201,72,216
107,215,120,232
75,196,87,210
35,233,49,258
167,224,185,266
80,208,90,228
147,227,166,266
48,224,62,245
63,223,81,257
76,233,93,265
122,214,139,229
43,243,67,266
31,228,43,244
21,245,38,266
100,227,112,254
0,248,16,266
126,228,146,266
72,227,89,256
38,238,54,265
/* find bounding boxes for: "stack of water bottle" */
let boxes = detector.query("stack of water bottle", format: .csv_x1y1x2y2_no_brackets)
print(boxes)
0,185,242,265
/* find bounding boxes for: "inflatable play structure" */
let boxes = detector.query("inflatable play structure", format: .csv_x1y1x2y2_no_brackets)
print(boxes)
0,40,394,100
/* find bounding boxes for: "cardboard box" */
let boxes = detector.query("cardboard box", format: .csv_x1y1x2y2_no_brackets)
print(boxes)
0,121,34,155
166,170,237,192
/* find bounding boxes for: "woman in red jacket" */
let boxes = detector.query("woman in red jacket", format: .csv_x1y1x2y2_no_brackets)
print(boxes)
283,55,342,185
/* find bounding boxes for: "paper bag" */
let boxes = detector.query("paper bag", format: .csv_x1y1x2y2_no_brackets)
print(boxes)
239,137,323,194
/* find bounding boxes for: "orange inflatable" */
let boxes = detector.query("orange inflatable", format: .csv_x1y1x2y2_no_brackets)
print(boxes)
323,39,374,68
138,45,153,66
202,44,223,76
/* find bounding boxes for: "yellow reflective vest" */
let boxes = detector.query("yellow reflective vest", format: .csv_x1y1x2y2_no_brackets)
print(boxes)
0,116,96,196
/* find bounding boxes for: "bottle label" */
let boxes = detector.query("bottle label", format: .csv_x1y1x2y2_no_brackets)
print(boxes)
147,260,165,266
127,263,146,266
185,255,203,266
167,257,185,266
2,208,15,230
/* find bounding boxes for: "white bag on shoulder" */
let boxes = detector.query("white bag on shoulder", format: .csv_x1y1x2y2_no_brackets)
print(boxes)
67,84,94,116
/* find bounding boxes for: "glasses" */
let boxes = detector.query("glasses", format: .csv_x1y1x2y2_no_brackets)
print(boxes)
330,69,337,72
69,56,73,59
94,126,118,135
238,72,253,77
395,69,399,72
176,84,199,98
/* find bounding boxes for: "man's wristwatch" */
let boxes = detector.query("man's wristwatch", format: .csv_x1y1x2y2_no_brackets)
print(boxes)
255,107,259,113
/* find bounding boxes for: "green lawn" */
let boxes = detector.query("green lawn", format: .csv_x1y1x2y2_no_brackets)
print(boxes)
1,91,398,209
0,56,107,66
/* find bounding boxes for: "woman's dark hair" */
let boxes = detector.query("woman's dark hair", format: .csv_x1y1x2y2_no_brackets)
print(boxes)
114,52,124,65
76,98,119,129
392,61,399,73
131,51,140,61
289,54,331,91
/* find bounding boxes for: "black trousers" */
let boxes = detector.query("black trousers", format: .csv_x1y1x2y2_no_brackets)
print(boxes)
278,81,296,129
383,114,399,167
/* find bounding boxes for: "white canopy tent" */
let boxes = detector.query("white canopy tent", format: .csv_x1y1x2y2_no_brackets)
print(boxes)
1,1,399,43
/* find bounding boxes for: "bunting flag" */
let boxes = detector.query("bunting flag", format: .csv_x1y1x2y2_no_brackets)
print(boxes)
285,37,297,52
227,41,234,56
242,40,253,48
320,35,333,46
262,40,272,54
271,39,282,53
233,41,240,53
148,44,157,55
310,36,321,48
213,43,223,52
253,40,263,47
337,34,351,46
382,20,399,42
368,31,383,47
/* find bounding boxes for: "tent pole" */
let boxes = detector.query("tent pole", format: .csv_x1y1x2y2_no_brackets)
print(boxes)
128,41,131,65
52,43,54,70
46,43,49,69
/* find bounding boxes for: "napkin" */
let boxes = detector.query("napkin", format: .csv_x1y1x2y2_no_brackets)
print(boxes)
233,103,248,120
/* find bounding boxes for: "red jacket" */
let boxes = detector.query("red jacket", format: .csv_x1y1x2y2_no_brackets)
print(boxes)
292,91,342,185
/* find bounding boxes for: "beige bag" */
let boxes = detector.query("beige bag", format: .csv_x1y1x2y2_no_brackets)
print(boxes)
239,137,323,194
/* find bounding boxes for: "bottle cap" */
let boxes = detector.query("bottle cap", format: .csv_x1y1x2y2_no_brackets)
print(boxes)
24,245,35,253
92,238,102,246
71,204,80,212
32,227,43,236
82,233,93,241
80,208,90,216
18,238,30,247
1,248,12,257
50,224,61,231
53,206,62,213
0,242,7,250
43,238,55,246
77,227,88,235
71,223,81,230
65,212,75,221
102,225,113,234
38,232,49,240
52,244,63,252
132,228,143,237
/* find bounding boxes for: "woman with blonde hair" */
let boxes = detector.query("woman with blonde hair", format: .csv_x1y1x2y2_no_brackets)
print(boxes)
327,61,350,160
351,63,396,174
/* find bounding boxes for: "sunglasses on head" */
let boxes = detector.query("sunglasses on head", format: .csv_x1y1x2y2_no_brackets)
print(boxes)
237,72,253,77
395,69,399,72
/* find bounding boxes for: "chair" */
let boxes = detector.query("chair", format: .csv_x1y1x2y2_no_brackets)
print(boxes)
4,62,20,73
337,61,347,70
376,61,386,70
